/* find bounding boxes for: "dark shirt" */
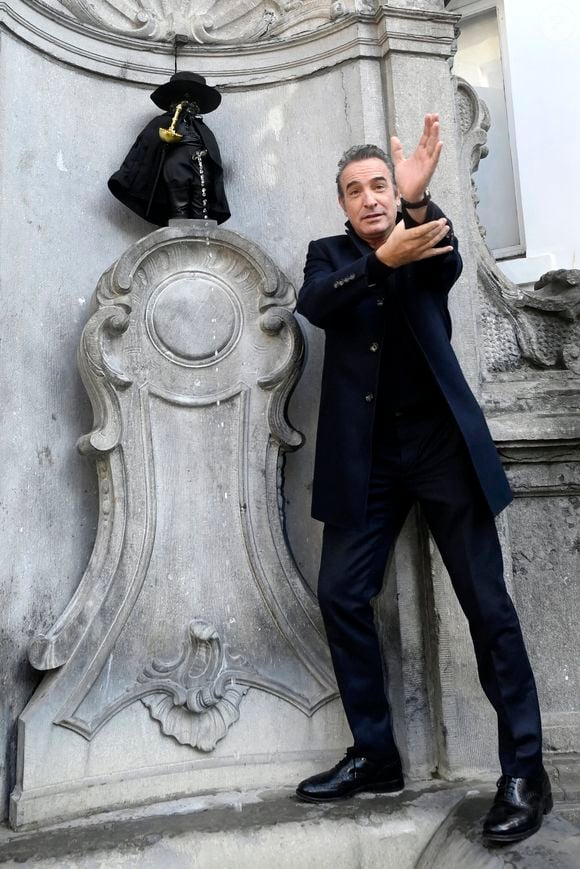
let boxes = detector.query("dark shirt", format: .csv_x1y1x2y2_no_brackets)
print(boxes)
366,243,445,431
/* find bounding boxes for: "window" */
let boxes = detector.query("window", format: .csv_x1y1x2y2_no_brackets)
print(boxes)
449,0,525,257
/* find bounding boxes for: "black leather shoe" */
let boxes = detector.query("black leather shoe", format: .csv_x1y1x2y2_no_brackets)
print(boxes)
482,768,553,844
296,752,404,803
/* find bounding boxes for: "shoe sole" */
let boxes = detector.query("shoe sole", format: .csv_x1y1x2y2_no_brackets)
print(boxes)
296,778,405,804
482,794,553,845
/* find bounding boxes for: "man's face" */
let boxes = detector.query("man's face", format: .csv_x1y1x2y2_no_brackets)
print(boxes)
338,158,399,247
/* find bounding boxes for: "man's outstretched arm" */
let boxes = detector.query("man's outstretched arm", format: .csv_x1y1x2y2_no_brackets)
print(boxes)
297,215,456,329
296,245,387,329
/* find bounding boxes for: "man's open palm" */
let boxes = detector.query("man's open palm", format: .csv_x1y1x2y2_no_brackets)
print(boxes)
391,113,443,202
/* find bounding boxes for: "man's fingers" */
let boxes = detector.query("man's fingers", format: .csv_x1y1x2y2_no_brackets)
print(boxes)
427,140,444,167
417,124,429,150
417,245,453,260
382,213,453,266
419,114,438,148
425,113,439,133
421,223,452,250
410,220,452,255
407,218,448,239
425,121,440,156
420,114,434,147
390,135,404,166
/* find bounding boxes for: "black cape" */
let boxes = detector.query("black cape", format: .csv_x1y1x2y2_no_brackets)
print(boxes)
108,112,230,226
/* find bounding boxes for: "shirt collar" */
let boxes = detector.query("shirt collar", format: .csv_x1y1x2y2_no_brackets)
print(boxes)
344,212,404,256
344,221,372,256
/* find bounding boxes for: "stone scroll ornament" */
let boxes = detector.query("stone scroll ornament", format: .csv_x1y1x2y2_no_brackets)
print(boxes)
24,222,337,755
54,0,360,42
456,76,580,375
139,619,252,751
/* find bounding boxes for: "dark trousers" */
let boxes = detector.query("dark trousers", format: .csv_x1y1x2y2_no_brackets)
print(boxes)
318,407,543,777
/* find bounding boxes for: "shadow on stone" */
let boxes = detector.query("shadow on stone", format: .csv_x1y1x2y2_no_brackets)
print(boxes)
416,791,580,869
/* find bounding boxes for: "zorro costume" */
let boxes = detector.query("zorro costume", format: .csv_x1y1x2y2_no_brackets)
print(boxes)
108,72,230,226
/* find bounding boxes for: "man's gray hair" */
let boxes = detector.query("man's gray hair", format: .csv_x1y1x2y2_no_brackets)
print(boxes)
336,145,395,197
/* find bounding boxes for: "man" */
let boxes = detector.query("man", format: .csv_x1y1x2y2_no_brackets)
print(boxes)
295,115,552,844
108,71,230,226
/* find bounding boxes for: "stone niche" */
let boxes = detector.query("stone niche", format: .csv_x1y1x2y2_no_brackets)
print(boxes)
10,222,347,830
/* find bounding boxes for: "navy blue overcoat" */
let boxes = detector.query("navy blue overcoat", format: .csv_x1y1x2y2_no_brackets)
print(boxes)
296,203,513,528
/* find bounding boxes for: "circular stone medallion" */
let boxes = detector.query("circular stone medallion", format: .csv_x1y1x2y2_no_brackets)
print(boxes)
146,272,242,367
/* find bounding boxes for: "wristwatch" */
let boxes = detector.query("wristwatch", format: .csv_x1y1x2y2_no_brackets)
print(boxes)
400,188,431,209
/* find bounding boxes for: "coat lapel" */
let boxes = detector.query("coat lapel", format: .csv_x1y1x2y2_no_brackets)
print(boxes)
345,222,371,257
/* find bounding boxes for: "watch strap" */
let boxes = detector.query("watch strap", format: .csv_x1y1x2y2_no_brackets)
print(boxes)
400,188,431,209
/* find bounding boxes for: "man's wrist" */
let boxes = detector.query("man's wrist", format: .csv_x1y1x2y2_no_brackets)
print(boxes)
399,188,431,210
402,199,435,228
367,251,396,278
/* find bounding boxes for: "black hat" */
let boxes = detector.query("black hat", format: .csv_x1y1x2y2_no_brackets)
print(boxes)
150,72,222,114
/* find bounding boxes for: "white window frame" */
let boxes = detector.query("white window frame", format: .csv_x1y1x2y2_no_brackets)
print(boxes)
448,0,526,259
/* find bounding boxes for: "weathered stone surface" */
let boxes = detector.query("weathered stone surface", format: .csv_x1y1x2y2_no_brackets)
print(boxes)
503,477,580,754
2,771,579,868
416,791,580,869
0,781,475,868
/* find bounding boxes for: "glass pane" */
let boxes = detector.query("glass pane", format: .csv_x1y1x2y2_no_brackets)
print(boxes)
453,9,522,252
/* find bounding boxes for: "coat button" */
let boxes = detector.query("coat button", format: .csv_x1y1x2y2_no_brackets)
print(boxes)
369,342,379,352
365,392,374,403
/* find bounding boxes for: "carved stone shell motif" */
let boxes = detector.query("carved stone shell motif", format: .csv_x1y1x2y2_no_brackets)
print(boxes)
54,0,363,43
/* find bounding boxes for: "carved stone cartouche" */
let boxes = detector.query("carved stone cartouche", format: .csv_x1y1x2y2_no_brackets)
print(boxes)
12,222,338,830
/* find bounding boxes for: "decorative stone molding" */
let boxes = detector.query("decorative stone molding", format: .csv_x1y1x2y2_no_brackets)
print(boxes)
2,1,458,87
54,0,352,43
525,269,580,320
456,77,580,377
139,619,251,751
512,270,580,371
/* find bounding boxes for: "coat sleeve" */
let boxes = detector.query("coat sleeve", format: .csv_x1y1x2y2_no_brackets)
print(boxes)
296,241,393,329
403,201,463,293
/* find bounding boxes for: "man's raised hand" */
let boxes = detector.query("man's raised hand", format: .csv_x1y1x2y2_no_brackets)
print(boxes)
375,218,452,268
391,113,443,203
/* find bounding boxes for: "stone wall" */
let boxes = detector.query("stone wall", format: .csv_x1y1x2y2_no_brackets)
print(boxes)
0,0,578,828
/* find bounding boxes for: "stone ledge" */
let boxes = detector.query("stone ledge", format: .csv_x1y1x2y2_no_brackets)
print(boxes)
1,768,579,868
0,782,471,867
